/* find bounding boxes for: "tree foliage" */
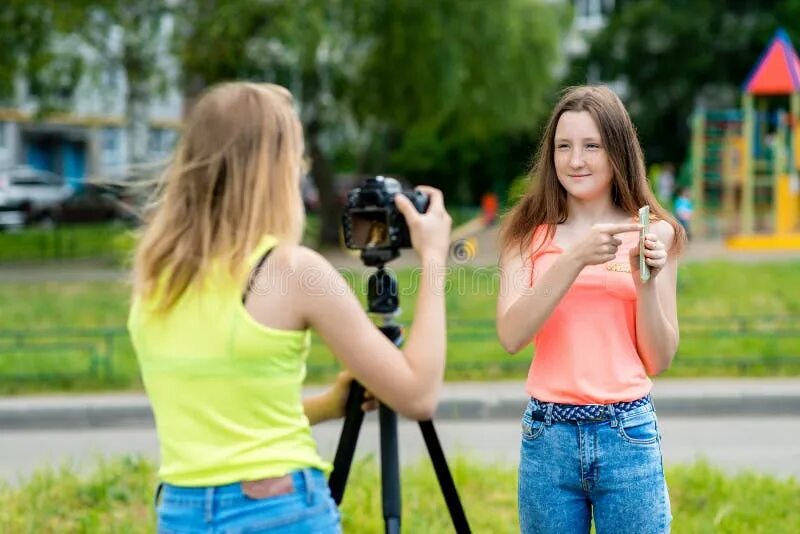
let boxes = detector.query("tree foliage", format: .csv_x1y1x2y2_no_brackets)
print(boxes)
176,0,372,244
354,0,565,202
569,0,800,166
4,0,566,244
0,0,172,166
0,0,83,111
177,0,566,243
53,0,174,165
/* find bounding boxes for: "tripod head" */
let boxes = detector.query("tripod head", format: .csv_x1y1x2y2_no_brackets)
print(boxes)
367,264,399,315
360,247,400,267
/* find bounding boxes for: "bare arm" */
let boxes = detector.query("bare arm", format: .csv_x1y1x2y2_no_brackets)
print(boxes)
496,247,583,354
300,187,450,420
630,221,679,374
303,393,341,425
297,250,446,421
302,371,378,425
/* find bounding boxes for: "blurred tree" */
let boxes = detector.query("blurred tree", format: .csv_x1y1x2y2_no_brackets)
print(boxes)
57,0,174,167
568,0,798,166
354,0,566,204
176,0,368,245
177,0,566,245
0,0,172,168
0,0,84,112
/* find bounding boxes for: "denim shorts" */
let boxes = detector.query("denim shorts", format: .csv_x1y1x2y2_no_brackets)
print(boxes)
518,397,672,534
155,468,340,533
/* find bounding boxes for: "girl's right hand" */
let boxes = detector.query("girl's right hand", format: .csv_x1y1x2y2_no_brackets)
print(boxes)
395,186,452,261
566,222,642,267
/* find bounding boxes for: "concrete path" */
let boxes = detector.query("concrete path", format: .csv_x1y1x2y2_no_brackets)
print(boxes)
1,378,799,431
2,416,799,486
1,378,798,485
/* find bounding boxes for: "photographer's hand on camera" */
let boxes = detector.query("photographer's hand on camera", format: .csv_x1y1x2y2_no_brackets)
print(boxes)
292,185,450,421
394,187,451,262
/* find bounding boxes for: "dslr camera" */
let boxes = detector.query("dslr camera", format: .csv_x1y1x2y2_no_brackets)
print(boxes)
342,176,429,265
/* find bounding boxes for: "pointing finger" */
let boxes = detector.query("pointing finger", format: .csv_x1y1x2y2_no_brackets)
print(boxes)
596,223,643,235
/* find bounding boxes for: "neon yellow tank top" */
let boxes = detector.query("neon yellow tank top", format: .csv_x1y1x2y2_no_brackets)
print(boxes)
127,235,331,486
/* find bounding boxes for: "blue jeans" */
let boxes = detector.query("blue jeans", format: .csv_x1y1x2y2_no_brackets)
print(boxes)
156,469,340,533
518,398,671,533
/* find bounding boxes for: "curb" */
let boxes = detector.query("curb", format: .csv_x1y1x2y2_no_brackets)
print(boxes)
2,395,799,431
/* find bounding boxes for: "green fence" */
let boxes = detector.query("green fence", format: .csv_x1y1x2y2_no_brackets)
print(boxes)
1,315,799,385
0,327,124,382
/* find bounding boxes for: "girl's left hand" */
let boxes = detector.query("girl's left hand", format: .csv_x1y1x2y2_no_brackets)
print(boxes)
628,233,668,281
325,371,379,419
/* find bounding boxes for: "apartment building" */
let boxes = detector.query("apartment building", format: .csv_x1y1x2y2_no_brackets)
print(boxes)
0,19,182,190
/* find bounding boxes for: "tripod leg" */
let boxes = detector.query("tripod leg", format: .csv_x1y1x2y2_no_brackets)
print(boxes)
379,403,402,534
328,381,367,504
419,420,472,533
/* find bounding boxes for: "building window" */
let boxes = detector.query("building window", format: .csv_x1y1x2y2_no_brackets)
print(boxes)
102,128,119,152
101,127,122,166
575,0,608,31
101,65,118,91
149,128,176,154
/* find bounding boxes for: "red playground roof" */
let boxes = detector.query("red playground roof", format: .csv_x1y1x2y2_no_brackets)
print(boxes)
744,29,800,95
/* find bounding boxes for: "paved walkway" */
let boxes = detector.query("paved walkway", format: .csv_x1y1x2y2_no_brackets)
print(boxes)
4,415,800,485
1,378,798,430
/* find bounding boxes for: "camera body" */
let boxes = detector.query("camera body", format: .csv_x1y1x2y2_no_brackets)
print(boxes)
342,176,429,254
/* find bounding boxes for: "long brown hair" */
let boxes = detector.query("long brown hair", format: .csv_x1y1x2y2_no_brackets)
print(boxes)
500,85,685,255
133,82,305,311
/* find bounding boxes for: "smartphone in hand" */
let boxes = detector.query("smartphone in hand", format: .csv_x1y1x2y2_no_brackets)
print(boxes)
638,206,650,282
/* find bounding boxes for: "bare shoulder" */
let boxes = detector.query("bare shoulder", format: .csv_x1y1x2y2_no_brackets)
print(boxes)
499,241,533,277
264,243,331,272
651,219,676,249
251,244,341,292
285,245,352,297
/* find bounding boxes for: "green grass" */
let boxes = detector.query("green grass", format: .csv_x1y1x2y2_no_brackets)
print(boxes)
0,279,136,393
668,462,800,532
0,224,135,263
0,456,797,533
1,261,799,393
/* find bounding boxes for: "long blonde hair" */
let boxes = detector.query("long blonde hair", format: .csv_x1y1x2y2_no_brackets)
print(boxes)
500,85,685,255
133,82,305,310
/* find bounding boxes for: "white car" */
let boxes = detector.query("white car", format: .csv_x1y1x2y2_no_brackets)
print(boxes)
0,166,73,228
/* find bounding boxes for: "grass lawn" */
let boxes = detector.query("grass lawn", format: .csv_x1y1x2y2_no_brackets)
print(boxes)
0,456,797,533
0,224,136,263
0,261,799,393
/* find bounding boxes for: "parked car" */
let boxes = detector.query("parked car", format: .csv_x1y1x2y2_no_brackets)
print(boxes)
0,166,73,228
55,169,160,226
55,184,123,224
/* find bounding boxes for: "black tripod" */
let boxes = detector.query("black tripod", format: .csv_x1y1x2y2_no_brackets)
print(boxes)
327,253,471,534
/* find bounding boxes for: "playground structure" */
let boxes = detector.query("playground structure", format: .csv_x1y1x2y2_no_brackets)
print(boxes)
691,29,800,249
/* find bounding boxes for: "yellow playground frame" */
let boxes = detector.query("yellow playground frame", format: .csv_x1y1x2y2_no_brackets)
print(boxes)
691,29,800,250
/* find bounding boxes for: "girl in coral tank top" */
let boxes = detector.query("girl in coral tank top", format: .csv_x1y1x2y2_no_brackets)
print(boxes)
497,86,686,534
